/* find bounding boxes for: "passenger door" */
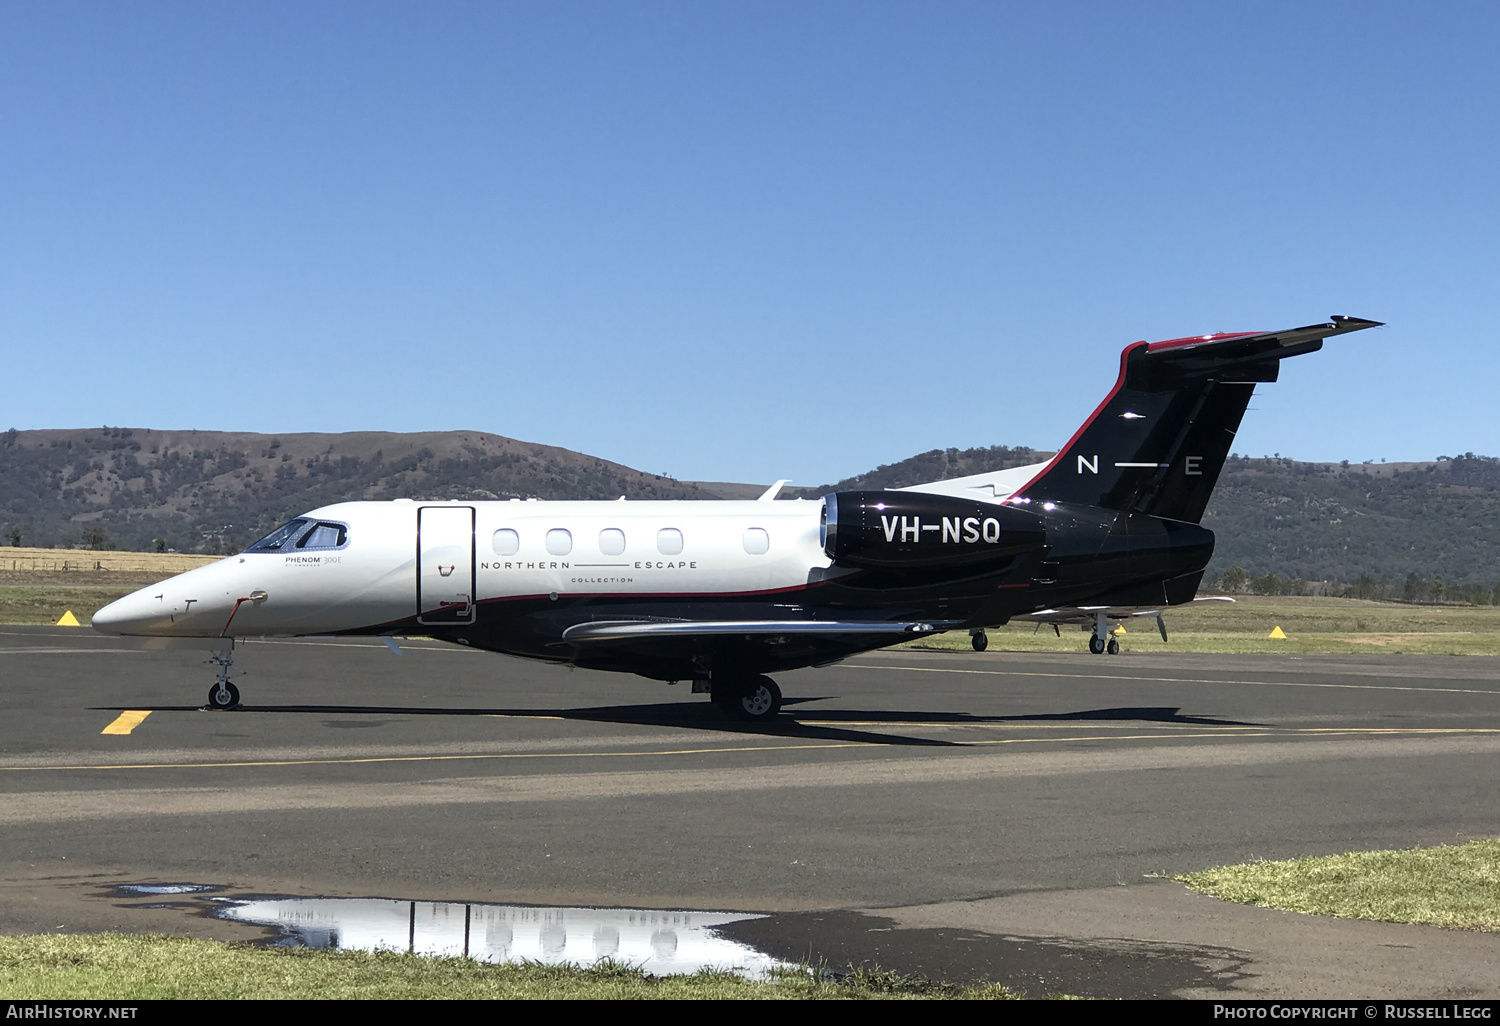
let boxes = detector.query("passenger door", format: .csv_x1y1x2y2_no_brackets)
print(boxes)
417,506,476,625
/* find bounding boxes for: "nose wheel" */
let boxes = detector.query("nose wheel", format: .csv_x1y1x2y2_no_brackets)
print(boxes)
205,646,242,710
970,629,989,652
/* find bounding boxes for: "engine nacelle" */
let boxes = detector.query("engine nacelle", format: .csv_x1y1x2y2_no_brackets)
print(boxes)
821,491,1046,569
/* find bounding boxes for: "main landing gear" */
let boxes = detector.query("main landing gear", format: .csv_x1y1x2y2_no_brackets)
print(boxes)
1090,611,1122,656
1088,633,1120,655
206,646,241,710
710,675,783,721
970,629,989,652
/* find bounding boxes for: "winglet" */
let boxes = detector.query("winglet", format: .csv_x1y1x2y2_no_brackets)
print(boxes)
758,480,790,501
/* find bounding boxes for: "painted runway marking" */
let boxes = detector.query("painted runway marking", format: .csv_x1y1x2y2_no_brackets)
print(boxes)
6,735,1500,827
6,725,1499,773
860,663,1500,697
0,648,146,656
100,711,151,735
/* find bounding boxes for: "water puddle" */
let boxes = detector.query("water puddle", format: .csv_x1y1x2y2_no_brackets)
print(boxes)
115,883,223,896
114,885,783,978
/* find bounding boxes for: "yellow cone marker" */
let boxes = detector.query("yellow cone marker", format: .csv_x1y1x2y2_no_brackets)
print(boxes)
1268,625,1287,639
1112,625,1126,635
55,610,81,626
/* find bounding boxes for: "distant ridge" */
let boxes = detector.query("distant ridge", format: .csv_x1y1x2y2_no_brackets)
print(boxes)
787,444,1054,496
3,428,1497,590
0,427,715,554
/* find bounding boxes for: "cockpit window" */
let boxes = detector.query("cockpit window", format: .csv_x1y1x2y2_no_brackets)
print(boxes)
244,519,310,553
296,522,348,550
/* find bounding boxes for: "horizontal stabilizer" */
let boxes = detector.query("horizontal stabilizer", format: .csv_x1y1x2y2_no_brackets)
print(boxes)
1014,595,1235,626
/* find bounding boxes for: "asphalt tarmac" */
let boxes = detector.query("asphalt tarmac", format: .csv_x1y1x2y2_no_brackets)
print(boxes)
1,625,1498,998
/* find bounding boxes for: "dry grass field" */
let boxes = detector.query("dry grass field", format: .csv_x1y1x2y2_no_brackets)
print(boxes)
907,595,1500,656
0,546,217,575
0,548,217,626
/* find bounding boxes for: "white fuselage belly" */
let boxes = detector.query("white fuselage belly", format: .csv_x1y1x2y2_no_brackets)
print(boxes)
94,499,834,639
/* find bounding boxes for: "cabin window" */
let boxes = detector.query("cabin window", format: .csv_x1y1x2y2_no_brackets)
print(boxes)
546,529,573,556
598,528,626,555
245,519,309,553
492,529,519,556
296,522,348,550
656,528,683,555
742,528,769,555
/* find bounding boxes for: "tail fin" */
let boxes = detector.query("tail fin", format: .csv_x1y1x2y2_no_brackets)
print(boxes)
1010,316,1381,523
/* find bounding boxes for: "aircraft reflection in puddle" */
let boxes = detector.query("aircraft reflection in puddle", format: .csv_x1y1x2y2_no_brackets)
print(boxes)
211,896,783,978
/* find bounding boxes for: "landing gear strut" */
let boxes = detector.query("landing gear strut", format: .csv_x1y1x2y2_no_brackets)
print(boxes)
711,675,783,721
206,647,241,710
1090,611,1122,656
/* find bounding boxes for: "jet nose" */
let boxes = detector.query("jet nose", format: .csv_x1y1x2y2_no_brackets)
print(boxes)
92,588,166,635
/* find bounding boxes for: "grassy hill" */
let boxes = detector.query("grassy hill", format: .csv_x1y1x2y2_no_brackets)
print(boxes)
1202,453,1500,592
3,428,1496,595
0,427,713,554
785,444,1053,495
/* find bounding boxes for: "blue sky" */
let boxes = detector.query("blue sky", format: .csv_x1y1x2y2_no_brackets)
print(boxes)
2,1,1496,485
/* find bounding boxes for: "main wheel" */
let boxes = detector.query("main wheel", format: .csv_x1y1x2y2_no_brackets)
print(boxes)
1088,635,1106,655
737,676,782,720
971,631,988,652
1106,637,1120,656
714,676,782,721
207,681,240,710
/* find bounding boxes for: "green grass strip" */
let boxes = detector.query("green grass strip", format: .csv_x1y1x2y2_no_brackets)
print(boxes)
0,933,1019,1000
1177,839,1500,930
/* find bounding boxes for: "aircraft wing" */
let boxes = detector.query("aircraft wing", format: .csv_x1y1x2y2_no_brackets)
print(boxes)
562,619,959,642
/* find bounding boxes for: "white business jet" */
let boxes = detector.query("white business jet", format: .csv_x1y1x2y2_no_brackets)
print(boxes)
93,316,1379,720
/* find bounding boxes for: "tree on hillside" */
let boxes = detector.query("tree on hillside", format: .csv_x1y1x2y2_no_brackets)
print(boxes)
1221,565,1247,593
80,524,114,550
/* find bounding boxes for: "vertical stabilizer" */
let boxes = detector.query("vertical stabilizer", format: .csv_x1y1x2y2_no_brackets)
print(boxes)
1010,316,1380,522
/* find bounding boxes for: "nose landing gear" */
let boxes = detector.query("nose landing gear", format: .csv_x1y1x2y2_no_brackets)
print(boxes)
205,647,241,710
